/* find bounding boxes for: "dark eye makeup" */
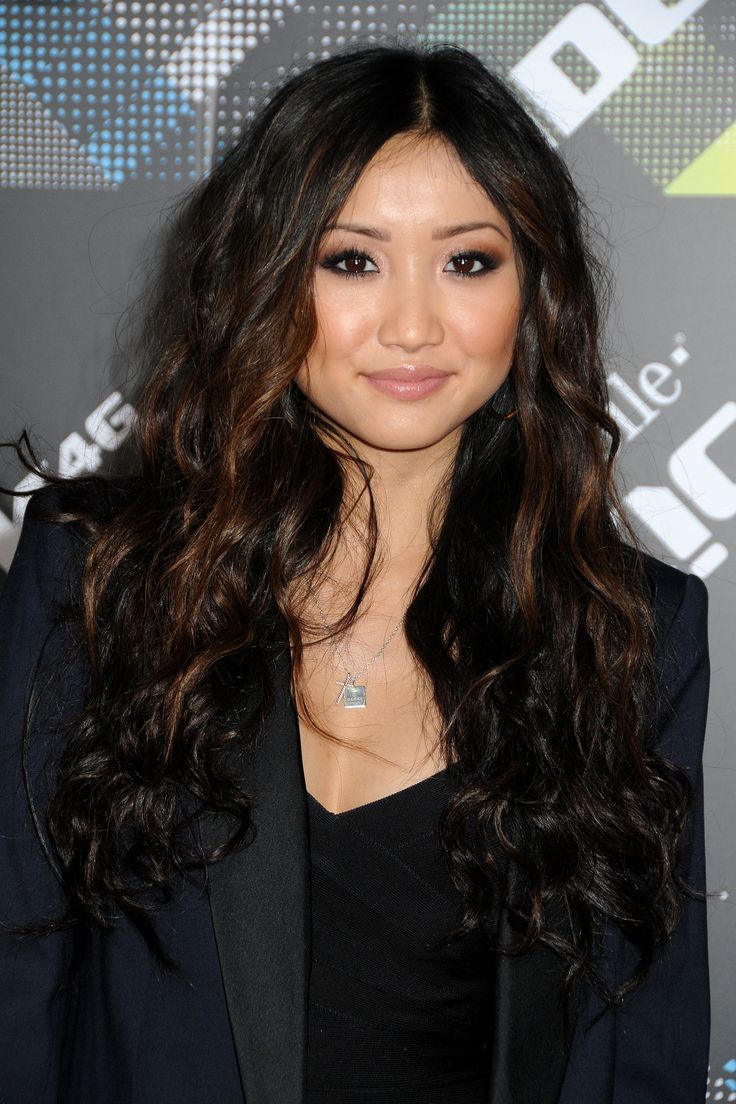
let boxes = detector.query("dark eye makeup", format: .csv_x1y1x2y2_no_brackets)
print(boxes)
318,247,501,280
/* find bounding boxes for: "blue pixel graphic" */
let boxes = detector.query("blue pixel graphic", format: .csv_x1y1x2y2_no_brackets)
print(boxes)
724,1056,736,1091
0,0,423,190
0,2,199,185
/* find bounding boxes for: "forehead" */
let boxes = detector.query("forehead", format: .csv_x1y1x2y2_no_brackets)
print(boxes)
334,133,507,229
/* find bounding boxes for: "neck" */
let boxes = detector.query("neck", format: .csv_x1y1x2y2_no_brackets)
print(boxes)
336,428,460,566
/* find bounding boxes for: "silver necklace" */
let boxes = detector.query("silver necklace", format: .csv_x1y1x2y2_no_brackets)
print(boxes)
311,590,404,709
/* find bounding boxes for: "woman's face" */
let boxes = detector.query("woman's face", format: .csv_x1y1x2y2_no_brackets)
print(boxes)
294,132,522,459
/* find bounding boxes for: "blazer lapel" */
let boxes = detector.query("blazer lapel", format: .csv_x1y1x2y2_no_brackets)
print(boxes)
487,873,578,1104
199,619,310,1104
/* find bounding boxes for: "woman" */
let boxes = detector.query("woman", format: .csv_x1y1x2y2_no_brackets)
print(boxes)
0,40,710,1104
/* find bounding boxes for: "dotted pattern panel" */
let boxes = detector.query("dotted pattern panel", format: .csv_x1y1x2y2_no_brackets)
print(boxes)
421,1,736,191
0,1,207,186
594,12,736,188
709,1055,736,1102
420,1,586,144
0,0,305,188
213,0,429,164
0,2,734,191
0,60,111,188
422,1,571,90
165,2,298,105
0,0,434,189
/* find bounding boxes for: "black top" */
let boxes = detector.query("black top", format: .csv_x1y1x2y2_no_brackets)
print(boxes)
305,767,496,1103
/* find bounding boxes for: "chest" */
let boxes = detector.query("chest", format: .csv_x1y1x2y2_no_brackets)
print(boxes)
292,631,447,815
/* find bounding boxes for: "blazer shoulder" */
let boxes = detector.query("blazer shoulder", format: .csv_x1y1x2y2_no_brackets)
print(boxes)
639,550,709,655
638,552,710,770
1,474,139,608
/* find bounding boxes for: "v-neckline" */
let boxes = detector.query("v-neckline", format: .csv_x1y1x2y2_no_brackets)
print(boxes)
305,765,452,818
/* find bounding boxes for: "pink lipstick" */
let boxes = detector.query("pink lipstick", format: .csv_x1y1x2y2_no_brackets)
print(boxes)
363,365,452,400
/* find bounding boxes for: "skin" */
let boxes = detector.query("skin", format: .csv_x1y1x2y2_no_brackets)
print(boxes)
290,133,524,808
294,130,523,571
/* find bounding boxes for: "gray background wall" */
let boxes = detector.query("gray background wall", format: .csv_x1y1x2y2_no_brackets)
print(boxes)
1,1,734,1095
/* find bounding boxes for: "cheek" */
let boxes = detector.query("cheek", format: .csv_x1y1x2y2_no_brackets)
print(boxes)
296,303,361,393
451,299,519,360
313,281,375,355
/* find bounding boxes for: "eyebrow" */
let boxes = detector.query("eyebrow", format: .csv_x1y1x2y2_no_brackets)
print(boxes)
327,220,510,243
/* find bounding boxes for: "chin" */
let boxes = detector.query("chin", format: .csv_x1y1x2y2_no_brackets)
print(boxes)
355,425,458,451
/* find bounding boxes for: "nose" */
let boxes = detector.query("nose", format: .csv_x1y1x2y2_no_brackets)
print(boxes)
376,273,444,352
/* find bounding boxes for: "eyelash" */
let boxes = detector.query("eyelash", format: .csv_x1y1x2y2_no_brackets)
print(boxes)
318,247,501,280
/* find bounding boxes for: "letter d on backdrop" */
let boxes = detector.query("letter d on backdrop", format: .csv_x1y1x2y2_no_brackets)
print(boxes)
509,4,637,138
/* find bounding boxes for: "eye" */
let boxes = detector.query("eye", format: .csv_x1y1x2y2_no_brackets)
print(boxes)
318,246,501,280
444,251,500,278
319,248,379,279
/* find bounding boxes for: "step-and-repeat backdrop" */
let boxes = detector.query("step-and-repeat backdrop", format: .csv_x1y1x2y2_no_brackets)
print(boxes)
1,1,734,1095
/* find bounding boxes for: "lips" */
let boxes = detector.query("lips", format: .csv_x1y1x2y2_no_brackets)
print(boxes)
365,365,451,382
363,374,450,400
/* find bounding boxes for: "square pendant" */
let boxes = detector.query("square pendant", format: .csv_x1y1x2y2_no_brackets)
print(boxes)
343,683,366,708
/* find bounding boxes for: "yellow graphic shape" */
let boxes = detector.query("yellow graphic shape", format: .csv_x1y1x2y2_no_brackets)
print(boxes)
665,120,736,196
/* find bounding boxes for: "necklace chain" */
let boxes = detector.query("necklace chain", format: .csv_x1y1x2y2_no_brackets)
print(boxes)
310,589,404,708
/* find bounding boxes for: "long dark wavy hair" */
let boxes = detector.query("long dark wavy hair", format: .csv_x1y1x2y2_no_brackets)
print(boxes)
2,39,701,1020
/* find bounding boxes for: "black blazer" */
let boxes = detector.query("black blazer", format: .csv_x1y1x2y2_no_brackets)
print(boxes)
0,483,711,1104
